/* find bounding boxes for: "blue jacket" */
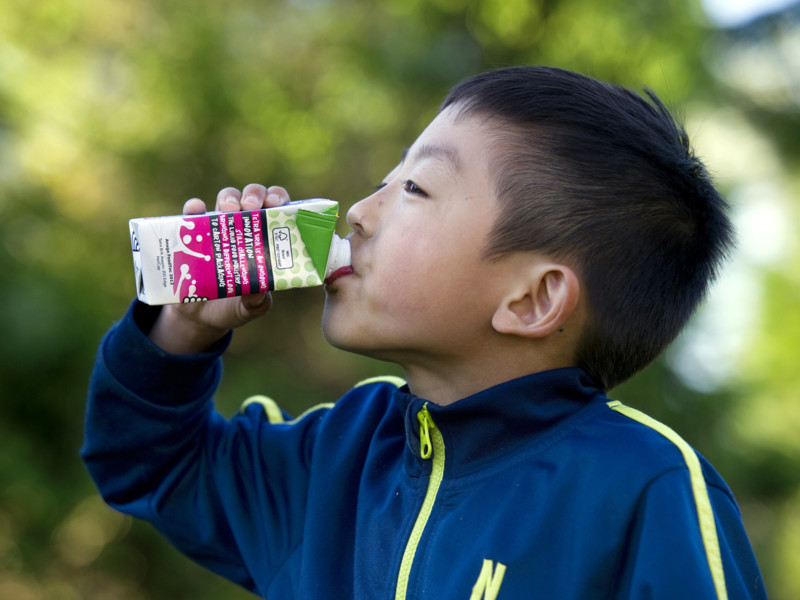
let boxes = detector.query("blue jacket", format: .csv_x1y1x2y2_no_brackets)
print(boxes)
82,301,767,599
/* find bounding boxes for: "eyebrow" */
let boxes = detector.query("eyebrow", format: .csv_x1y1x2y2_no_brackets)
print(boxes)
402,143,462,174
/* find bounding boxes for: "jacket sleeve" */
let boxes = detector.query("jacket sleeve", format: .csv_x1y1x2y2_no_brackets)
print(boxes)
81,301,324,592
614,467,767,600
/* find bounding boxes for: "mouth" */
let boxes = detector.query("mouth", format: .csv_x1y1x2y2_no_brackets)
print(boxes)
324,265,354,286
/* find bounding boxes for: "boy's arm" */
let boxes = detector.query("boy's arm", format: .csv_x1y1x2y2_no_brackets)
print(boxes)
82,300,258,587
82,185,319,592
614,467,767,599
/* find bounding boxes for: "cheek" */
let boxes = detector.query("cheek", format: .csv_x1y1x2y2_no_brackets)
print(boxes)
372,239,479,310
367,267,424,316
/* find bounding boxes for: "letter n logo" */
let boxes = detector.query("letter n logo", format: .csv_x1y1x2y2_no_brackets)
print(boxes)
470,559,507,600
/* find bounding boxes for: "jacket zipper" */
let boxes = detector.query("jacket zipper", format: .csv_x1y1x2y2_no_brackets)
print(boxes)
395,403,446,600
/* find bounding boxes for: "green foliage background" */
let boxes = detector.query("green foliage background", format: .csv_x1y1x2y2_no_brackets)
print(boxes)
1,0,798,598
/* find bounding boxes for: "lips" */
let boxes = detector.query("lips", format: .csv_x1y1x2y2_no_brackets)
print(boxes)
324,265,354,286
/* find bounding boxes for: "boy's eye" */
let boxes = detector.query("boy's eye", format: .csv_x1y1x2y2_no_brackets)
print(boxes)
402,180,428,197
375,182,387,192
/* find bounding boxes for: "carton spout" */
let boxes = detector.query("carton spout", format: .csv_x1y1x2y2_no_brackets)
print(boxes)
324,235,352,285
325,234,351,280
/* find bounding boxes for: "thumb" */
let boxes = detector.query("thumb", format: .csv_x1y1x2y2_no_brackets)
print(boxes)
241,292,273,317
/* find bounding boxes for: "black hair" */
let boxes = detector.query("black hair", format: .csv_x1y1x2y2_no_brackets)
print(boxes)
441,66,735,390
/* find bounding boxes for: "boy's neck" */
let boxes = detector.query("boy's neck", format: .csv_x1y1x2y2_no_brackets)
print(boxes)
400,344,576,406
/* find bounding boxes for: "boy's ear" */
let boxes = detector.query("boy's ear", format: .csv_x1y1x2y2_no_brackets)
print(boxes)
491,263,581,339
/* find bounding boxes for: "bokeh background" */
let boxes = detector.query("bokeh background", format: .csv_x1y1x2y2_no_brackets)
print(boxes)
1,0,798,598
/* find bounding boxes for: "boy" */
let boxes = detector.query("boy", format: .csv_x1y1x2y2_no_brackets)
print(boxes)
83,66,767,599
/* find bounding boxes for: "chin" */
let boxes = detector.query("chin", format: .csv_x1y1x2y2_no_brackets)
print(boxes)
322,322,365,355
321,316,391,362
320,310,355,351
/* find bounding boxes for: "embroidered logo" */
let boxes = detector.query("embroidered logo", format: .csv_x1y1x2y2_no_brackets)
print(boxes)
470,559,507,600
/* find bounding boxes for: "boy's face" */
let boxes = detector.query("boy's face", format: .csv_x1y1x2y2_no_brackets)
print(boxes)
322,107,513,367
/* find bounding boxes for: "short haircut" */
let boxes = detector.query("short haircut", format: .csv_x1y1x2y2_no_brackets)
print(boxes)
441,66,735,390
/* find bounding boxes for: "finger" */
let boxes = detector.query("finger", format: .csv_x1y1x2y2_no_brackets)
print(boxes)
265,186,291,207
241,292,273,317
216,187,243,212
241,184,269,211
183,198,207,215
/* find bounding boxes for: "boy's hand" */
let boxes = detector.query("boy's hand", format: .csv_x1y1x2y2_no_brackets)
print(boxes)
148,184,290,354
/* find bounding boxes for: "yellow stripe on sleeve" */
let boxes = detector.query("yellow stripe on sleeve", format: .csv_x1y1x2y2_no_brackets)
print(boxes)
355,375,407,389
240,395,333,425
607,401,728,600
288,403,334,424
240,395,285,424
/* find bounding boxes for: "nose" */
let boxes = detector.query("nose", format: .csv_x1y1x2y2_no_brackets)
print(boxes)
346,190,381,237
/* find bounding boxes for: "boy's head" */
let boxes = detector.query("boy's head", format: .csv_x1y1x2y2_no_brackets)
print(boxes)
323,66,733,397
440,66,735,389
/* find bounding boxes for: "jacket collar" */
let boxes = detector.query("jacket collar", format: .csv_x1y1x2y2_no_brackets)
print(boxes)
394,368,605,477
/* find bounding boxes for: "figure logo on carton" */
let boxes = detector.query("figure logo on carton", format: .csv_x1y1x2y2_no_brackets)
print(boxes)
174,217,212,302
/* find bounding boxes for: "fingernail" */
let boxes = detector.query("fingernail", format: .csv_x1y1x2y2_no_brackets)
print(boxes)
245,293,269,308
267,193,280,205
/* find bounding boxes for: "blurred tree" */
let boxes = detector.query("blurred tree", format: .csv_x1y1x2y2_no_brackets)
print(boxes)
0,0,797,597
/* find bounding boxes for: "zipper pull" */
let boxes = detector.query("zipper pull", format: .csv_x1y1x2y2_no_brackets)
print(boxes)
417,403,433,459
